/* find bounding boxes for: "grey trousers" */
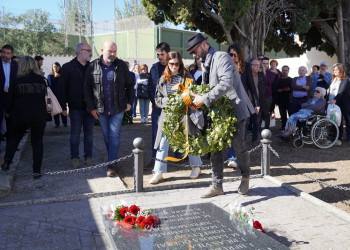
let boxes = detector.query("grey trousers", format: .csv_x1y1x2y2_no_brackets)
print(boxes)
211,119,250,187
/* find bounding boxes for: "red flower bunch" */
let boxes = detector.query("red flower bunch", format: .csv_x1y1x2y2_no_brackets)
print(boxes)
112,205,159,230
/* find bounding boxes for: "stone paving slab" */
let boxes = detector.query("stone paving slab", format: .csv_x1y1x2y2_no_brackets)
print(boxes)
0,177,350,249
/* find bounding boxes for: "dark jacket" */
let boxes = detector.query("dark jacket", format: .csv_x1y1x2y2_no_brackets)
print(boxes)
148,62,166,107
246,67,266,109
6,72,47,122
242,62,259,107
273,76,292,105
301,97,326,115
84,56,134,114
59,57,89,111
333,76,350,107
0,60,18,102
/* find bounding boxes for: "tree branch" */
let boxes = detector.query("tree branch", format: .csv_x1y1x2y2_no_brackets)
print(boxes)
312,16,338,49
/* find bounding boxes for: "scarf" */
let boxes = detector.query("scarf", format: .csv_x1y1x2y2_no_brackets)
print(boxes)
201,47,216,85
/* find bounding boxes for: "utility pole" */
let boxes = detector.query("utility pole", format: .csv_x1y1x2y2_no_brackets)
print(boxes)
134,0,138,58
90,0,94,58
63,0,68,48
75,12,86,43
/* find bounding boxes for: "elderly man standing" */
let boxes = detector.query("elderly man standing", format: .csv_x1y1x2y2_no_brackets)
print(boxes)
59,43,95,169
312,61,332,92
186,33,254,198
84,41,134,177
289,66,312,115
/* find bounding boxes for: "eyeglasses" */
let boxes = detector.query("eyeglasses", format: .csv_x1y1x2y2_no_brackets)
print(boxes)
168,62,180,67
229,53,237,57
81,49,92,52
189,44,201,55
252,64,260,67
315,90,320,93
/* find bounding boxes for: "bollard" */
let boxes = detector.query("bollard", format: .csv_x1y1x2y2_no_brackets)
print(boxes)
260,129,272,176
133,137,144,192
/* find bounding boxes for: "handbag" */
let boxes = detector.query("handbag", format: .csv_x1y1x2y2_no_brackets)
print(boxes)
137,84,149,99
46,86,63,116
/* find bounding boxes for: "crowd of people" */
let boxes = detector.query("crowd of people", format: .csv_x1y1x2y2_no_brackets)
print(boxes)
0,34,349,198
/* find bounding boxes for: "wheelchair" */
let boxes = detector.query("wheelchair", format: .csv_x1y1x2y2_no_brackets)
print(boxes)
292,115,339,149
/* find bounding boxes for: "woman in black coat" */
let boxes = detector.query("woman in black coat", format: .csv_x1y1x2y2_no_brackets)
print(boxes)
1,56,47,178
328,63,350,142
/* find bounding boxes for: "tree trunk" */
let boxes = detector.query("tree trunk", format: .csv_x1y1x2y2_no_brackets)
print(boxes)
343,0,350,73
336,4,345,64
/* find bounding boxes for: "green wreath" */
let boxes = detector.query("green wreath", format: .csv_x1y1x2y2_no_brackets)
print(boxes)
162,84,237,156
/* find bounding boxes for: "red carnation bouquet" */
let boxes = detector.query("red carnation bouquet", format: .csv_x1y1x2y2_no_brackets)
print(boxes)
230,200,265,234
107,205,159,230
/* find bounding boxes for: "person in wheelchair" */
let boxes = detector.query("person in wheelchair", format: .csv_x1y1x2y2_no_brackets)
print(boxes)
278,87,326,140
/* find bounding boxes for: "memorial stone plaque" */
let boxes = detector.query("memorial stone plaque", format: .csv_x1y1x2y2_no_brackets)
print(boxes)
102,203,288,249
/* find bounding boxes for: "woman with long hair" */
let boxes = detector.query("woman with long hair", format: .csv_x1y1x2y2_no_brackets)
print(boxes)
1,56,48,178
137,64,150,123
149,51,202,184
328,63,350,142
47,62,67,128
226,44,260,167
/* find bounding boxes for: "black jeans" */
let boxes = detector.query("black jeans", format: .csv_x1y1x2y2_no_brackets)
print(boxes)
278,102,291,130
5,119,46,174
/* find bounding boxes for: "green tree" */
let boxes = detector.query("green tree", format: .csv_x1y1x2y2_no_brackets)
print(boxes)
115,0,146,19
0,9,67,55
142,0,298,59
266,0,349,71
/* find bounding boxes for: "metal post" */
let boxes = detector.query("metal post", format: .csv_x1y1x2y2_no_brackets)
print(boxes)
133,137,144,192
260,129,272,176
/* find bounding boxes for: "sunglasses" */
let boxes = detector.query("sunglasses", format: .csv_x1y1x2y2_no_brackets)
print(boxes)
315,90,320,93
168,62,180,67
189,44,201,55
229,53,237,57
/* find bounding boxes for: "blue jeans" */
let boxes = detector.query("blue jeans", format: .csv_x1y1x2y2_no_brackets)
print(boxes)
98,112,124,161
154,135,202,172
132,95,137,118
151,106,162,161
139,98,150,120
69,108,95,159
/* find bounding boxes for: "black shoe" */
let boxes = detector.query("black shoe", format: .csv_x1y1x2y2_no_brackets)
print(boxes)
128,120,133,124
33,173,42,179
1,162,10,171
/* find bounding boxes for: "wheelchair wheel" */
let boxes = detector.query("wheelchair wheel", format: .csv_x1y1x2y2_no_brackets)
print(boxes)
311,118,339,149
293,138,304,148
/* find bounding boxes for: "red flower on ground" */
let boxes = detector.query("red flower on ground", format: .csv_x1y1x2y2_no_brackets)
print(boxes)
119,206,128,217
124,215,136,225
135,216,145,227
140,220,153,229
128,205,140,215
253,221,266,234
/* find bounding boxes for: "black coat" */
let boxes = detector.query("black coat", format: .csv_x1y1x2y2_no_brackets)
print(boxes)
59,58,89,111
6,72,47,122
333,76,350,108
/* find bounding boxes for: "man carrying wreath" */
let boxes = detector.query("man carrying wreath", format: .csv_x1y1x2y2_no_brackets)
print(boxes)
186,33,254,198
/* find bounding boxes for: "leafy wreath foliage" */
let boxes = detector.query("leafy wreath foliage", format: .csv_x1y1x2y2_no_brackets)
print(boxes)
163,84,237,156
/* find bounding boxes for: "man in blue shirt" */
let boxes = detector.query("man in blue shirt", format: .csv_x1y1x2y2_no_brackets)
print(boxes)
84,41,134,177
312,61,332,92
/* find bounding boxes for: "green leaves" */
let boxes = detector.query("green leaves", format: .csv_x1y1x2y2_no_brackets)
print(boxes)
163,85,237,156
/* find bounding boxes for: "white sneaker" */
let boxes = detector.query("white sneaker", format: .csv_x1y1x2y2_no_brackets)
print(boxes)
145,118,149,123
140,118,144,123
149,172,163,184
335,140,342,146
228,160,237,169
189,167,201,179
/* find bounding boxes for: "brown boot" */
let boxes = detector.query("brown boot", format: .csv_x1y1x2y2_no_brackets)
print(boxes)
200,185,224,198
238,176,250,195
